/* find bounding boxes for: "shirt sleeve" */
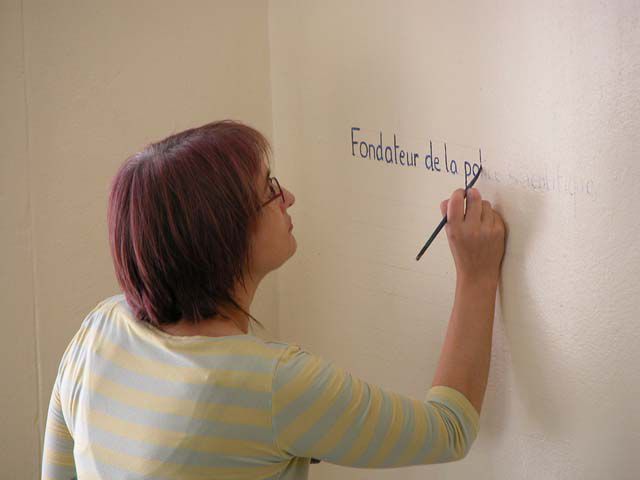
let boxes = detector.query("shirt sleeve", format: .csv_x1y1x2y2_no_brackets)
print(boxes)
271,344,479,468
41,376,77,480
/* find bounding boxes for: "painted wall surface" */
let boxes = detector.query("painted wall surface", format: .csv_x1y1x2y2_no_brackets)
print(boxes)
4,1,639,478
269,1,640,479
1,1,277,477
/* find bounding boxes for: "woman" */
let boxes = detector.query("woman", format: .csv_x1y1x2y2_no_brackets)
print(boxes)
42,119,506,479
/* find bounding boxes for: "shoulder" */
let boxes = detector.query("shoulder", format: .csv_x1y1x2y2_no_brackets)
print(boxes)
249,338,324,383
257,338,308,364
54,294,122,380
94,292,128,316
61,294,126,357
266,341,339,389
78,293,126,327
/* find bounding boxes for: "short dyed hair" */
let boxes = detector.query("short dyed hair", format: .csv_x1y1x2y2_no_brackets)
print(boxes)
107,119,269,329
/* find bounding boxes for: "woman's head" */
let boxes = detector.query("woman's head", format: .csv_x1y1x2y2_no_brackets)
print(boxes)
107,119,295,329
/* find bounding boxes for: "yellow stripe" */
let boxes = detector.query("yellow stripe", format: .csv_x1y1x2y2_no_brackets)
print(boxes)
337,384,384,465
88,370,271,428
93,332,273,393
437,402,466,458
428,385,479,432
420,404,449,463
88,442,283,480
393,397,430,465
87,405,280,458
43,447,74,466
305,373,366,455
277,361,348,446
272,352,325,413
368,391,406,466
47,417,72,438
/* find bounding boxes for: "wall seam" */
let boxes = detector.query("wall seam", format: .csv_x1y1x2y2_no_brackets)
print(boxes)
20,0,44,476
266,0,281,341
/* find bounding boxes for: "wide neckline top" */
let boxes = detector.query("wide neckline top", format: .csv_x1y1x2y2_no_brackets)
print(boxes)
113,294,258,344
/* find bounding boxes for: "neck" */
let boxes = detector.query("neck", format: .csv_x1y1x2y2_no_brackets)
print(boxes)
224,270,261,333
163,271,263,337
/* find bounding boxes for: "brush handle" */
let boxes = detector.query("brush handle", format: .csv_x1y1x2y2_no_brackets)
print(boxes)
415,166,483,261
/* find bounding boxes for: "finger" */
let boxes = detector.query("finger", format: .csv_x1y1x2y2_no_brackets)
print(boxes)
447,189,466,225
440,199,449,217
481,200,494,227
495,210,506,234
464,188,482,225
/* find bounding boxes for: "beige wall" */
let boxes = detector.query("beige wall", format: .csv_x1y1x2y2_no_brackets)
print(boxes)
269,1,639,479
1,1,39,477
4,1,640,479
1,1,276,477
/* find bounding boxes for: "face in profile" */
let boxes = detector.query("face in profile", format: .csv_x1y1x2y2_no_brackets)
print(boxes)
249,161,296,278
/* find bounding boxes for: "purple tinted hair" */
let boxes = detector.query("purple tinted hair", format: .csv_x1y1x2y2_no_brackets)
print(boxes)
107,119,269,328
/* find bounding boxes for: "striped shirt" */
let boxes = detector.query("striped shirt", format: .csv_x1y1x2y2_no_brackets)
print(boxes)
42,293,480,479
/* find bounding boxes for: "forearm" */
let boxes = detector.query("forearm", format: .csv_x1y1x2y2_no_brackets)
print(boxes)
431,275,498,416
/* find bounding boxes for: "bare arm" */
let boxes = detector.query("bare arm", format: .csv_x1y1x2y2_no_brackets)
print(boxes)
431,275,498,415
430,187,506,416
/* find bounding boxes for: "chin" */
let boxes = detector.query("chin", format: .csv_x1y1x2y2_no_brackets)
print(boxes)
288,231,297,255
273,234,296,269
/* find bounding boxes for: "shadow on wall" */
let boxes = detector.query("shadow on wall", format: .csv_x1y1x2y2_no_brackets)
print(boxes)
480,185,573,442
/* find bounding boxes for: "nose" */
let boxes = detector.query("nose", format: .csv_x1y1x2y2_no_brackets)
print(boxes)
282,186,295,208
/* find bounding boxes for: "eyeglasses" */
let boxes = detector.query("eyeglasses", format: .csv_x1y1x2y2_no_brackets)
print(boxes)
260,176,285,208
